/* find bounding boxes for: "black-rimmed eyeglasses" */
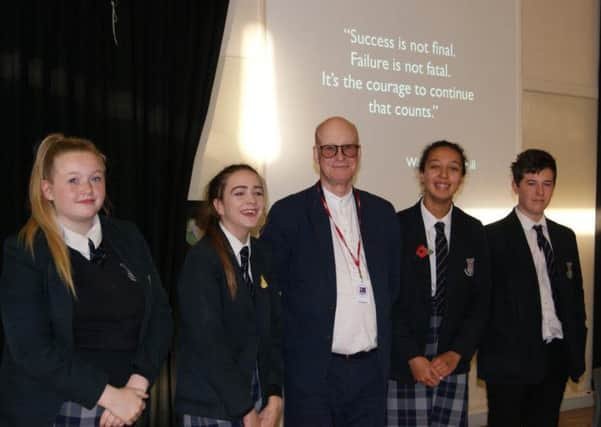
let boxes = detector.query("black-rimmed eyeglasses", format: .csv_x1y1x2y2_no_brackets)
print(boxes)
317,144,360,158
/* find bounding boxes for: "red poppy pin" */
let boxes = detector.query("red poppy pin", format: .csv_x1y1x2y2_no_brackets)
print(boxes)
416,244,432,259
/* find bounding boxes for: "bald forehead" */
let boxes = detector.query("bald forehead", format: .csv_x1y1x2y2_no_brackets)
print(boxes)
315,116,359,145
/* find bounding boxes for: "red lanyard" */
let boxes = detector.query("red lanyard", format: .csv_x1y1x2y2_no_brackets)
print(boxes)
317,182,364,280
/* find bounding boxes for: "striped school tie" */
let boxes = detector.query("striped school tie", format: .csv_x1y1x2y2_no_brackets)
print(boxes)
433,222,448,313
240,246,253,296
533,224,555,280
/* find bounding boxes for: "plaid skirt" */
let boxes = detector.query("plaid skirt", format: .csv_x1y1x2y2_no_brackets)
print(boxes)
182,367,263,427
386,313,468,427
53,401,104,427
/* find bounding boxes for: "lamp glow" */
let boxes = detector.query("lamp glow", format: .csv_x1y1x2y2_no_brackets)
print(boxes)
239,24,281,166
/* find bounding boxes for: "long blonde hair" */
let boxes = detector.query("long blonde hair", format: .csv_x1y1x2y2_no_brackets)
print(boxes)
19,133,106,295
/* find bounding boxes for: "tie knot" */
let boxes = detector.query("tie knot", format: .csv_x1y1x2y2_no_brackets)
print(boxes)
240,246,249,264
88,239,106,264
532,224,552,252
435,222,445,233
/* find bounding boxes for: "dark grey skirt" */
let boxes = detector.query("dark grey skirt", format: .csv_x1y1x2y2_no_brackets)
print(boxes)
53,401,104,427
386,313,468,427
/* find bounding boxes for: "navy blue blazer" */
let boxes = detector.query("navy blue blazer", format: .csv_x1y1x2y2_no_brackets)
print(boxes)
175,235,282,421
0,217,173,427
390,202,491,383
261,184,401,395
478,210,586,383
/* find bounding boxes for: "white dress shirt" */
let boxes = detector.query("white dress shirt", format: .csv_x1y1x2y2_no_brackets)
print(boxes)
421,201,452,296
60,215,103,260
514,207,563,342
323,187,378,355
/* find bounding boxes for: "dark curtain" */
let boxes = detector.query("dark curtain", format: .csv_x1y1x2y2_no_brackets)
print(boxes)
594,7,601,371
0,1,229,425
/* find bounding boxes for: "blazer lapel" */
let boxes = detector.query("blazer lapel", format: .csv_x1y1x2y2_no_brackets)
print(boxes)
357,191,375,283
447,208,466,296
101,219,144,283
250,240,262,291
545,221,565,314
507,211,539,283
250,239,267,301
546,221,562,278
249,239,267,334
406,203,432,301
46,258,75,347
308,186,337,289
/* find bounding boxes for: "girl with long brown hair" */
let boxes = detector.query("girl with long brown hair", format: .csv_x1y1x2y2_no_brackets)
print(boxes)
175,164,282,427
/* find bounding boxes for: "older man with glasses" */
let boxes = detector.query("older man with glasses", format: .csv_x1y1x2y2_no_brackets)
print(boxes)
261,116,403,427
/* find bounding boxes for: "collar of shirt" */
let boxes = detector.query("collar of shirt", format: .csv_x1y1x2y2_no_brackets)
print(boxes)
219,222,251,267
420,199,452,244
322,186,355,223
60,215,102,260
514,206,550,240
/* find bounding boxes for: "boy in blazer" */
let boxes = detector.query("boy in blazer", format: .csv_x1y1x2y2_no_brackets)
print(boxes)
478,149,586,426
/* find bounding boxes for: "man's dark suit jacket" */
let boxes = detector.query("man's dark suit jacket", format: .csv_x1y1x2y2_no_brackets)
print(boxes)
175,235,282,421
390,202,491,383
260,184,401,396
0,217,173,427
478,210,586,384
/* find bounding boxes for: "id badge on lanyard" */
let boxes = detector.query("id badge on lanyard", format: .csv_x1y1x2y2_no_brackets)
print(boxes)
356,283,370,303
317,183,369,304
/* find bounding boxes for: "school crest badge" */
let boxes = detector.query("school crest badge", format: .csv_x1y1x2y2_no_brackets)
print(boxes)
464,258,475,277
